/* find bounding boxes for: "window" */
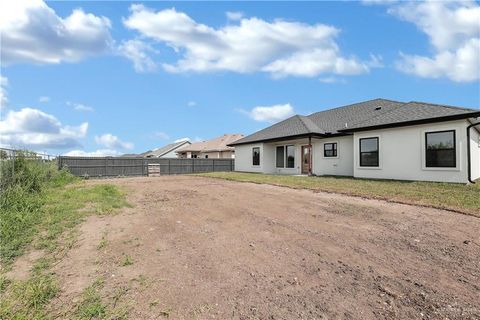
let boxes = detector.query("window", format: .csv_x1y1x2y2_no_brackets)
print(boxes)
324,143,337,157
276,145,295,168
252,147,260,166
359,137,379,167
205,155,208,159
276,146,284,168
426,130,456,168
286,145,295,168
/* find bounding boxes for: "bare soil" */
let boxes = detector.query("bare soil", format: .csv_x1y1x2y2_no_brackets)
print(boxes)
42,176,480,319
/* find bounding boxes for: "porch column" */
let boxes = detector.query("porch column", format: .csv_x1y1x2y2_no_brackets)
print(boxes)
308,135,312,176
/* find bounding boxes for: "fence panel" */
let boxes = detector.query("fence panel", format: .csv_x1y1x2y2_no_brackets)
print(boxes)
58,156,234,177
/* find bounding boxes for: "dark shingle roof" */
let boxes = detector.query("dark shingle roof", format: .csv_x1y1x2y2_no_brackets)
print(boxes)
231,98,479,145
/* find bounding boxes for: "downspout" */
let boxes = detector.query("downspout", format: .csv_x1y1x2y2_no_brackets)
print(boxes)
467,122,480,184
308,135,313,176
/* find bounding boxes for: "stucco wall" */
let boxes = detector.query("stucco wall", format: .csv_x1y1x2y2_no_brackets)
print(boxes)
353,120,472,183
235,138,353,175
266,138,308,175
312,136,353,176
470,126,480,181
234,143,266,173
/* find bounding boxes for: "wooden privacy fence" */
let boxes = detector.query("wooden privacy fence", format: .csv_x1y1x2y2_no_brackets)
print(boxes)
57,156,235,177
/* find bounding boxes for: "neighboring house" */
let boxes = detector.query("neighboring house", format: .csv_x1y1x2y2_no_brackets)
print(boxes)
230,99,480,184
176,134,244,159
142,140,191,158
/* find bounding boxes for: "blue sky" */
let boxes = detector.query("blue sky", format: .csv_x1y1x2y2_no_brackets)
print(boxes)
1,0,479,156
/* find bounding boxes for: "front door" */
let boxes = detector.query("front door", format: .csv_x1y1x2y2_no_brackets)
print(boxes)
301,145,311,174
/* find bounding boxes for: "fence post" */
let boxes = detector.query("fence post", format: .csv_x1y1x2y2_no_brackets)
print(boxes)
231,159,233,172
192,158,195,173
104,157,108,176
213,159,216,172
168,159,170,175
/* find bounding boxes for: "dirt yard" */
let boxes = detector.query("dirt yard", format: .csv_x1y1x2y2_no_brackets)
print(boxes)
22,176,480,319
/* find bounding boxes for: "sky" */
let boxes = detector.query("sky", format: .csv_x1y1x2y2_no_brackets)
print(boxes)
0,0,479,156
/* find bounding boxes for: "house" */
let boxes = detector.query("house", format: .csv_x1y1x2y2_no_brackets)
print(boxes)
230,99,480,184
176,134,244,159
142,140,191,158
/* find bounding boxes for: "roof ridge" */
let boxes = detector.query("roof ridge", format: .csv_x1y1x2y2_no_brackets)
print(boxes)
345,101,407,129
407,100,479,112
297,115,322,133
308,98,402,117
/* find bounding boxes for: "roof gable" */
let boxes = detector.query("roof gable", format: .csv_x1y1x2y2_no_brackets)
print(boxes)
143,140,191,157
177,134,244,152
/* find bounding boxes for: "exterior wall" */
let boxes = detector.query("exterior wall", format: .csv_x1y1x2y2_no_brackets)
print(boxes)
312,136,353,176
234,143,266,173
266,138,309,175
353,120,471,183
470,126,480,181
235,137,353,176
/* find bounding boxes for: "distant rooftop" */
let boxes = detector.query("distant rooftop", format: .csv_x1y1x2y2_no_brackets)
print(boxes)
177,134,244,153
142,140,191,157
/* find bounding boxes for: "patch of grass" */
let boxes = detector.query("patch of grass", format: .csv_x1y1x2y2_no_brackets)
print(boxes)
75,278,130,320
37,183,129,251
1,156,129,319
0,274,58,319
0,274,11,293
97,231,109,250
31,257,53,275
75,278,107,320
1,158,129,265
121,255,134,266
198,172,480,216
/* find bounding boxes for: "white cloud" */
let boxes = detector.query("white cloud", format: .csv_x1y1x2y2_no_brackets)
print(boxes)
0,107,88,149
241,103,295,123
154,131,170,140
388,0,480,82
226,11,244,21
123,6,374,78
0,76,8,111
0,0,113,65
63,149,121,157
95,133,133,150
67,101,94,112
174,137,190,143
118,39,158,73
39,96,50,103
187,101,197,107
